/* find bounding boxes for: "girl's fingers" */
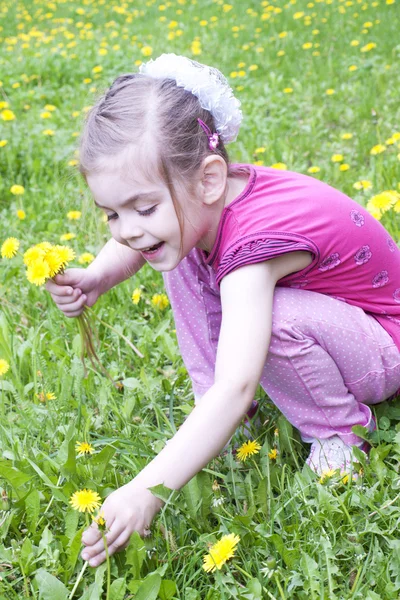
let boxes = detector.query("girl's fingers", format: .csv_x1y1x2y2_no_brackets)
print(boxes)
87,530,131,567
52,289,82,305
57,295,87,314
45,280,75,296
82,520,123,561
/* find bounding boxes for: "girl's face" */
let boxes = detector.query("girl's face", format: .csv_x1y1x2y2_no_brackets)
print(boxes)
87,156,214,272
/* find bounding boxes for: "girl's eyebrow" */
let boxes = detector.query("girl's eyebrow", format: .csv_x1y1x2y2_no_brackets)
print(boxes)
94,192,157,209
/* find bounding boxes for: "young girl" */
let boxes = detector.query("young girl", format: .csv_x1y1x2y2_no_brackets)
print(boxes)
47,54,400,567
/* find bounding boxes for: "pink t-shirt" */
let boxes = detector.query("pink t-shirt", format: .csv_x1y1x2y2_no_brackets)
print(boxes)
206,164,400,350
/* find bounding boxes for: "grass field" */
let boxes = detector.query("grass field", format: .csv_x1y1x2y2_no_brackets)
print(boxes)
1,0,400,598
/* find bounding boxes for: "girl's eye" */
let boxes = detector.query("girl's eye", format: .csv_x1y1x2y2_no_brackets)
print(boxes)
107,213,118,221
137,206,156,217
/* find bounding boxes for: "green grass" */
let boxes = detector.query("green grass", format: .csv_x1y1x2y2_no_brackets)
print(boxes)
1,0,400,598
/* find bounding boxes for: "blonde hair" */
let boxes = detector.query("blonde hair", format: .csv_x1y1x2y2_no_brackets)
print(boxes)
79,74,231,223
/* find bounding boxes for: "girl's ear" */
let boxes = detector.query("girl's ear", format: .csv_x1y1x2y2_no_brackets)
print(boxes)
200,155,228,206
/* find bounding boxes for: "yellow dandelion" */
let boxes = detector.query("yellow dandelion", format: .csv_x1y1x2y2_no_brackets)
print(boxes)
255,147,266,154
1,237,20,259
152,293,169,309
92,65,103,74
60,233,76,241
44,247,66,277
370,144,386,155
283,87,293,94
268,448,278,460
17,209,26,220
67,210,81,220
307,166,320,174
141,45,153,57
26,260,51,286
132,288,142,304
341,133,353,140
331,154,344,163
36,391,56,402
270,162,287,170
1,109,16,121
236,439,261,462
203,533,240,573
78,252,94,264
42,129,55,136
366,204,382,220
0,359,10,376
92,511,107,530
76,441,95,456
348,65,358,72
54,245,75,267
40,111,52,119
319,469,337,483
0,140,8,147
353,180,372,191
325,89,335,95
23,245,46,266
44,104,56,111
10,184,25,195
339,164,350,171
69,489,101,513
368,191,398,212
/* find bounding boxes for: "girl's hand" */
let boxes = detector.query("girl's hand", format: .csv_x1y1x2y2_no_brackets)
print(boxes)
45,268,101,317
80,481,163,567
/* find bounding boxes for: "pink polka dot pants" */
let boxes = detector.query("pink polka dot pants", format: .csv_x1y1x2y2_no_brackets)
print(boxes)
164,249,400,444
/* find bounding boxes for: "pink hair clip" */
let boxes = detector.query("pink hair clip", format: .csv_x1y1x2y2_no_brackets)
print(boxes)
197,118,219,151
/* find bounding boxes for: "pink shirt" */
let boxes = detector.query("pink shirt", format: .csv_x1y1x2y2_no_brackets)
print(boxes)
206,164,400,350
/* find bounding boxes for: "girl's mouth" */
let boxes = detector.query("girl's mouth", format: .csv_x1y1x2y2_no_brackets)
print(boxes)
141,241,164,258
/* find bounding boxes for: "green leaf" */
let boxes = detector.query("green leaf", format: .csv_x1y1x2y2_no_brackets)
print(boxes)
25,488,40,533
158,579,177,600
183,589,201,600
149,483,179,505
79,581,102,600
125,531,146,579
91,445,116,481
134,572,162,600
182,475,202,519
25,458,67,502
122,377,140,390
0,460,32,497
109,578,126,600
35,569,68,600
240,578,263,599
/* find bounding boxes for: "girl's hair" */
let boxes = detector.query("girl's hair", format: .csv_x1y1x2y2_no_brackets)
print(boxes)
79,74,231,230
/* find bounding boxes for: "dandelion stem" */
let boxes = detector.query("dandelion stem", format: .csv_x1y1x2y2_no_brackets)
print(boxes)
274,574,287,600
102,531,111,600
69,560,88,599
85,306,144,358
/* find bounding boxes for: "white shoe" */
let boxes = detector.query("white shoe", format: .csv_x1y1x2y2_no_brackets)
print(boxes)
306,435,367,476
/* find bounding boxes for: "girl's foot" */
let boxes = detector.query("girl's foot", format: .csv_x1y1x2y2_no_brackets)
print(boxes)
306,435,368,475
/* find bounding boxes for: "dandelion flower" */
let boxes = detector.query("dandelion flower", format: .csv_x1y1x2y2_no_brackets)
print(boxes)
76,441,95,456
67,210,82,220
1,237,19,258
54,245,75,267
37,391,56,402
45,247,66,277
60,233,76,241
78,252,95,264
132,288,142,304
0,359,10,376
353,180,372,191
307,166,320,174
203,533,240,572
26,261,51,286
141,45,153,57
370,144,386,155
319,469,337,483
1,109,15,121
331,154,344,163
17,209,26,220
69,489,101,513
0,140,8,147
152,293,169,309
10,184,25,195
23,246,45,266
270,162,287,170
236,439,261,462
92,511,106,530
268,448,278,460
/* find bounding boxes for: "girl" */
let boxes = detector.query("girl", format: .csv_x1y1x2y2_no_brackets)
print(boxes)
47,54,400,567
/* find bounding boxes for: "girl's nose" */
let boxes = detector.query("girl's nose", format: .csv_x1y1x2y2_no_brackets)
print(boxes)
119,219,143,242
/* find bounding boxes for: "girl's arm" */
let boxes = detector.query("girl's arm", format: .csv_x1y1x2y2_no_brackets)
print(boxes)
81,251,311,566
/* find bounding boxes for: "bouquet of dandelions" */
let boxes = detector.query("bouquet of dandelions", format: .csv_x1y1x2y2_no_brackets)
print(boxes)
1,237,113,380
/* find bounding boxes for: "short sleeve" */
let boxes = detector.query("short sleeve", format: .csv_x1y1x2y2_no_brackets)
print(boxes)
216,236,315,285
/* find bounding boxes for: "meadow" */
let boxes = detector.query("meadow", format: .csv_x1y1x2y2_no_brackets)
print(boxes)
1,0,400,597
